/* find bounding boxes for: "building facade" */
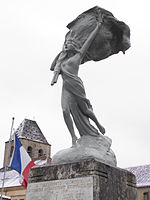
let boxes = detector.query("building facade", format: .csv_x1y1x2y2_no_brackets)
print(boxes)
127,164,150,200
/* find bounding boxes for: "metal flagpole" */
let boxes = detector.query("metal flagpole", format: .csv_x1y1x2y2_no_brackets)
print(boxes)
1,117,15,200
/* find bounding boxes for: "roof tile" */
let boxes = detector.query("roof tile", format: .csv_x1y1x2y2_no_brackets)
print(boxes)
15,119,49,144
127,164,150,187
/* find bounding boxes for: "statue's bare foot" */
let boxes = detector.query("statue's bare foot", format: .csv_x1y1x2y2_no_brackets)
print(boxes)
72,136,78,147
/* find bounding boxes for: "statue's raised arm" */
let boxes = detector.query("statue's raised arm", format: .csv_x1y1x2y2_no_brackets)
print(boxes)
51,6,130,72
79,21,102,58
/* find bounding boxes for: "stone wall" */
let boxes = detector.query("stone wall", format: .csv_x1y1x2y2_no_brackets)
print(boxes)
3,139,51,166
21,139,51,161
137,187,150,200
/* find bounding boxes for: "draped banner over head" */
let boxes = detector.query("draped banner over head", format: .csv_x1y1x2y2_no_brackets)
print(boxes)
51,6,130,71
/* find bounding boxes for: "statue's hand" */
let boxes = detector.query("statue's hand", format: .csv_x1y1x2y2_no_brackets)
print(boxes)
51,71,60,86
51,80,55,86
96,10,103,24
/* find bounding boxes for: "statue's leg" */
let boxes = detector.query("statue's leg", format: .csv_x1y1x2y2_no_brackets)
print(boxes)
79,102,105,135
62,110,77,145
88,110,105,134
61,86,77,146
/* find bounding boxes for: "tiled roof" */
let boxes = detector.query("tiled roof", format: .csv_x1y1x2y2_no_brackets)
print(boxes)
15,119,49,144
127,164,150,187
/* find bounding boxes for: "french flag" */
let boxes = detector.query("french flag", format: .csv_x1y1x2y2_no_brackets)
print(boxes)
9,133,35,188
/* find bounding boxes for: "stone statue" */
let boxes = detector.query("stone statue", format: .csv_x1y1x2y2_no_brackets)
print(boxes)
51,22,105,146
50,6,130,166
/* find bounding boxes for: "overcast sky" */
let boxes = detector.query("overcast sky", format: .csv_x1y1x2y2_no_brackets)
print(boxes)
0,0,150,169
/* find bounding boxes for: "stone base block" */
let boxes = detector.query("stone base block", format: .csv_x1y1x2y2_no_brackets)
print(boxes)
26,159,137,200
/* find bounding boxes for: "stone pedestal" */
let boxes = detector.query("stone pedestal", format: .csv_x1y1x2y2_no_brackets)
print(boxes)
26,159,137,200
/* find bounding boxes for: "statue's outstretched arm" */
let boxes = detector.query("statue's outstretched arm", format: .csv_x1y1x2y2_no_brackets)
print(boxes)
51,52,67,86
51,62,61,86
79,22,102,58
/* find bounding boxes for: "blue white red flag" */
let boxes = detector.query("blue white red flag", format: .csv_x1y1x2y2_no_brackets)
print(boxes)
9,133,35,188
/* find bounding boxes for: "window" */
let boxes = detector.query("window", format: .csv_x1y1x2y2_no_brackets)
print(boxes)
38,149,43,157
143,192,149,200
27,146,32,157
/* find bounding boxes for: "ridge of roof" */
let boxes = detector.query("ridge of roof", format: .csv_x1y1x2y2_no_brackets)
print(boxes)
15,119,49,144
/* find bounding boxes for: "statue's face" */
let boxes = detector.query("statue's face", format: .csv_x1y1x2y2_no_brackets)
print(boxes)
63,44,74,52
63,44,77,58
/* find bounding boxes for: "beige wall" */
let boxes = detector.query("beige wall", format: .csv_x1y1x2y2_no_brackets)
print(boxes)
3,141,13,167
138,187,150,200
3,186,26,200
20,138,51,161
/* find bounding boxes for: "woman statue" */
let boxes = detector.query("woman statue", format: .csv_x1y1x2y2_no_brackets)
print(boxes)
51,21,106,146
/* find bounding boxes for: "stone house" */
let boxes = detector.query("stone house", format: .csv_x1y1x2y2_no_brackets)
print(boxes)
127,164,150,200
0,119,51,200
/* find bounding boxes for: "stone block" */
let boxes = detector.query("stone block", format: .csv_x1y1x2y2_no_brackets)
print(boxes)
26,159,137,200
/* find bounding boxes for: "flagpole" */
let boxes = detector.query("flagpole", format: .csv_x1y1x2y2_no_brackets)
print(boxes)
1,117,15,200
7,117,15,164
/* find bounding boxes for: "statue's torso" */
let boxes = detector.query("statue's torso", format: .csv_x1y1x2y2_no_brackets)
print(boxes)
61,53,81,76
